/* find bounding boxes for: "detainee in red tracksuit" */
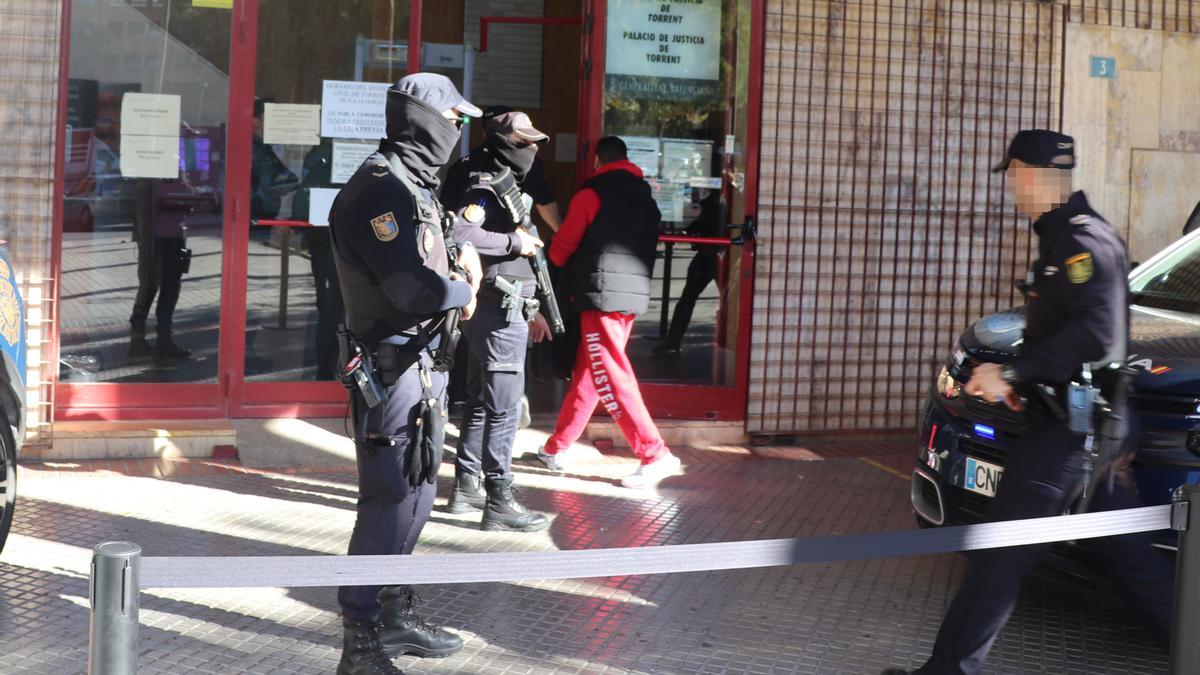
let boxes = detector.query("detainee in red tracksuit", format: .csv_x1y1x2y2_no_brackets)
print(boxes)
535,136,682,489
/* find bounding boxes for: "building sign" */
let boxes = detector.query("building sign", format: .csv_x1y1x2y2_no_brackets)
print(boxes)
661,138,713,181
1090,56,1116,79
119,93,181,178
307,188,340,227
264,103,321,146
332,140,378,184
605,0,722,101
648,179,686,222
621,136,661,177
321,80,389,140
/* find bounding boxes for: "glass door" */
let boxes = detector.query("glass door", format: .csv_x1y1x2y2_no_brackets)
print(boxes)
584,0,761,419
56,0,234,419
231,0,421,416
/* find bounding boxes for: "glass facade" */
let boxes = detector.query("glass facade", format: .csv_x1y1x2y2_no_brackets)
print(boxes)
59,0,231,384
49,0,754,421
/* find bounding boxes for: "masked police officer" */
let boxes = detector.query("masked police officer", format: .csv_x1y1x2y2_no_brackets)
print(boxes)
444,111,552,532
329,73,483,675
886,130,1175,674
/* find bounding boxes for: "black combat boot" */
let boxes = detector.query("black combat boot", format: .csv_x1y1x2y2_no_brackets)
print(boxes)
446,471,486,514
128,319,152,359
482,475,549,532
377,586,464,658
154,331,192,361
337,619,405,675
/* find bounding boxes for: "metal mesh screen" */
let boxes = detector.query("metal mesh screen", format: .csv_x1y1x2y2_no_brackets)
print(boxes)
0,0,63,443
751,0,1200,436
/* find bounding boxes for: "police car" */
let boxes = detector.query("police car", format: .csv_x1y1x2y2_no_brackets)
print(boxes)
0,245,25,555
913,228,1200,585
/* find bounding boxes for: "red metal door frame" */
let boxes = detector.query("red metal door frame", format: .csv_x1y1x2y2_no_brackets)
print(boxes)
52,0,395,421
577,0,762,421
52,0,759,422
53,0,240,421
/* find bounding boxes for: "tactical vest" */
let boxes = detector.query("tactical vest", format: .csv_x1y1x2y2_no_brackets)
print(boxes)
570,169,661,315
331,150,451,343
465,171,536,295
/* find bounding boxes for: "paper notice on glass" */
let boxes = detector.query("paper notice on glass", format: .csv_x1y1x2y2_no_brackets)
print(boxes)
621,136,660,177
120,93,181,137
120,135,180,179
648,180,686,223
555,133,578,164
332,140,379,184
264,103,321,146
661,139,713,182
308,188,340,227
689,176,723,190
321,80,389,140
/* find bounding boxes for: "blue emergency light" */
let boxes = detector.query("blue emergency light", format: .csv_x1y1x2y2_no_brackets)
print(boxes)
974,423,996,441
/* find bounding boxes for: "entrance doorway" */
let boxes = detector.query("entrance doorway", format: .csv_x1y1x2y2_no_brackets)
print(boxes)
52,0,761,423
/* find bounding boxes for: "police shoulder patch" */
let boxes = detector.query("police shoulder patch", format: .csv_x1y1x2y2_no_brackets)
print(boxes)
463,203,486,224
1065,251,1093,284
370,212,400,242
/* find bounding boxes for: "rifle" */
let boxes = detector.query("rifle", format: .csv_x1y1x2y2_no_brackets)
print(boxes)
492,169,566,335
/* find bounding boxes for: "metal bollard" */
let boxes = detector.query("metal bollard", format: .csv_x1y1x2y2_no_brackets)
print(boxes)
88,542,142,675
1171,484,1200,674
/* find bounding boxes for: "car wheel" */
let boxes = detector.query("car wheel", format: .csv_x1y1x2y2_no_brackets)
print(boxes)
0,409,15,555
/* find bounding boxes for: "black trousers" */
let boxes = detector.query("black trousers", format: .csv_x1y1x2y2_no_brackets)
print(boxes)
917,411,1175,674
666,249,719,347
338,353,445,621
456,298,528,481
305,230,344,380
131,235,186,334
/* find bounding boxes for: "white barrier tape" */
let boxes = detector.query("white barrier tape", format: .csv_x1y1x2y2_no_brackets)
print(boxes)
138,504,1172,589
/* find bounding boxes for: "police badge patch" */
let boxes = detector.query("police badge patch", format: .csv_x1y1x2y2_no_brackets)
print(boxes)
1066,252,1093,284
419,222,438,257
463,203,486,224
371,212,399,242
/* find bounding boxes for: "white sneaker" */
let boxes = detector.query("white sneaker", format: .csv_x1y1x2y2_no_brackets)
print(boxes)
535,445,566,472
620,452,683,489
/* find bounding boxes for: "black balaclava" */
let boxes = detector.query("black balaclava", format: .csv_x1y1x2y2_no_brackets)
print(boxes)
484,133,538,183
382,91,460,189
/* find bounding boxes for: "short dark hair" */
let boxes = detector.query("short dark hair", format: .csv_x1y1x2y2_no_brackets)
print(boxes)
595,136,627,164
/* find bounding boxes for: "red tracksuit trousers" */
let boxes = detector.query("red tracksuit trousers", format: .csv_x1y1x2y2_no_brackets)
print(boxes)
544,310,669,464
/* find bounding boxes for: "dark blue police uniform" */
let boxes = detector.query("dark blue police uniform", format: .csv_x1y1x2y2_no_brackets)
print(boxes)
330,145,472,621
916,192,1175,674
447,172,549,532
327,71,479,675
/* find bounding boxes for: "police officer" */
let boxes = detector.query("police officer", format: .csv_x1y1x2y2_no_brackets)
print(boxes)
885,130,1175,674
445,111,552,532
329,73,483,675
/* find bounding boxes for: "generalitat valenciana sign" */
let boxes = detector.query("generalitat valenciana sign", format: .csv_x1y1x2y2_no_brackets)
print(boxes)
605,0,722,101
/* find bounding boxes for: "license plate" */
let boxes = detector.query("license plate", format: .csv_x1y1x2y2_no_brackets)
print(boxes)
964,456,1004,497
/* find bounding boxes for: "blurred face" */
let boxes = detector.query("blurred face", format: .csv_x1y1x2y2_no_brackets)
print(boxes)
442,108,467,132
1006,159,1071,219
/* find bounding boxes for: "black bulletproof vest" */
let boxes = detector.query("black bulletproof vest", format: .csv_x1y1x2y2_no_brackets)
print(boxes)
569,169,661,315
331,151,450,342
466,173,536,295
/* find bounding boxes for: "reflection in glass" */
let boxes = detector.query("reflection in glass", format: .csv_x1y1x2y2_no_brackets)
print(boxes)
600,0,748,386
242,1,414,382
58,1,230,384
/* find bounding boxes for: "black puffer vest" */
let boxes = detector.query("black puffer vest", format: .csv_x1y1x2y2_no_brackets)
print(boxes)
569,167,661,315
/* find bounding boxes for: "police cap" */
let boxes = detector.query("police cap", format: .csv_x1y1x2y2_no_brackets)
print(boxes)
992,129,1075,173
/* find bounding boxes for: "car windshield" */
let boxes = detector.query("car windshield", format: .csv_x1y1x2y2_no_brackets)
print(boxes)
1130,232,1200,315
